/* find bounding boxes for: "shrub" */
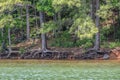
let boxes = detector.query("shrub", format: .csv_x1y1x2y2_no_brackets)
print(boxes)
101,41,120,49
50,31,93,48
19,48,25,54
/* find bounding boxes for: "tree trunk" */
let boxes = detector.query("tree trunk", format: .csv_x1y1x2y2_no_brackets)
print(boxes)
58,11,62,32
8,28,12,56
35,8,38,29
26,5,30,40
1,28,5,52
94,0,100,50
53,13,57,38
90,0,96,20
1,28,4,43
39,12,47,51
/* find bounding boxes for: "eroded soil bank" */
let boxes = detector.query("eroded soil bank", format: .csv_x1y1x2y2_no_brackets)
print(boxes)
0,46,120,60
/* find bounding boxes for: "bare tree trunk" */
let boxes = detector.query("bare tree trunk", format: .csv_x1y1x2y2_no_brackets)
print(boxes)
1,28,4,44
1,28,4,51
39,12,47,51
94,0,100,50
53,13,57,38
8,28,11,51
58,11,62,32
1,28,7,53
35,8,38,29
26,5,30,40
7,28,12,58
90,0,96,21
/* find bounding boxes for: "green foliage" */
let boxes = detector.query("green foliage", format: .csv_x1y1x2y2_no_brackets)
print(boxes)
53,0,98,39
0,0,22,13
19,47,25,54
30,28,40,39
102,41,120,49
52,0,81,12
0,15,16,28
50,31,74,47
0,28,8,44
11,34,16,42
100,26,111,41
109,41,120,48
110,0,120,8
51,31,93,48
97,0,120,20
70,17,98,39
84,42,93,49
101,24,120,41
36,0,54,16
75,38,93,49
0,0,120,50
40,21,58,33
97,4,113,19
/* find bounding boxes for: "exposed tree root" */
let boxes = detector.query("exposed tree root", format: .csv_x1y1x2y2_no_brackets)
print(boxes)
0,47,120,60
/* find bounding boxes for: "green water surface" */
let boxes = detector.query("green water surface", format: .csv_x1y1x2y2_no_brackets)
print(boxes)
0,60,119,80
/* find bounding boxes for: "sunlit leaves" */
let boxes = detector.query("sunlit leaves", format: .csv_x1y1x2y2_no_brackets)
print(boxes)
0,15,16,28
0,0,22,13
53,0,97,39
70,17,98,39
97,0,120,19
40,21,58,33
97,5,113,19
52,0,81,12
0,0,23,29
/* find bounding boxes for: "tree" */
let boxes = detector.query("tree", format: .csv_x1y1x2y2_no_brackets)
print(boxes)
36,0,54,51
53,0,97,40
94,0,100,50
0,0,23,54
39,12,47,51
26,5,30,40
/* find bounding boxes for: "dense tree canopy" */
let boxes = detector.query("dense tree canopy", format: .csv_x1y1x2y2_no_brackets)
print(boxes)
0,0,120,54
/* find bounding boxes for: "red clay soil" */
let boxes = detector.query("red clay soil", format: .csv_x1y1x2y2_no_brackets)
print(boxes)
110,47,120,59
51,47,120,60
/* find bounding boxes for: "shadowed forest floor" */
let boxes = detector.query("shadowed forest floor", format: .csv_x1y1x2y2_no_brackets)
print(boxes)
0,60,120,80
